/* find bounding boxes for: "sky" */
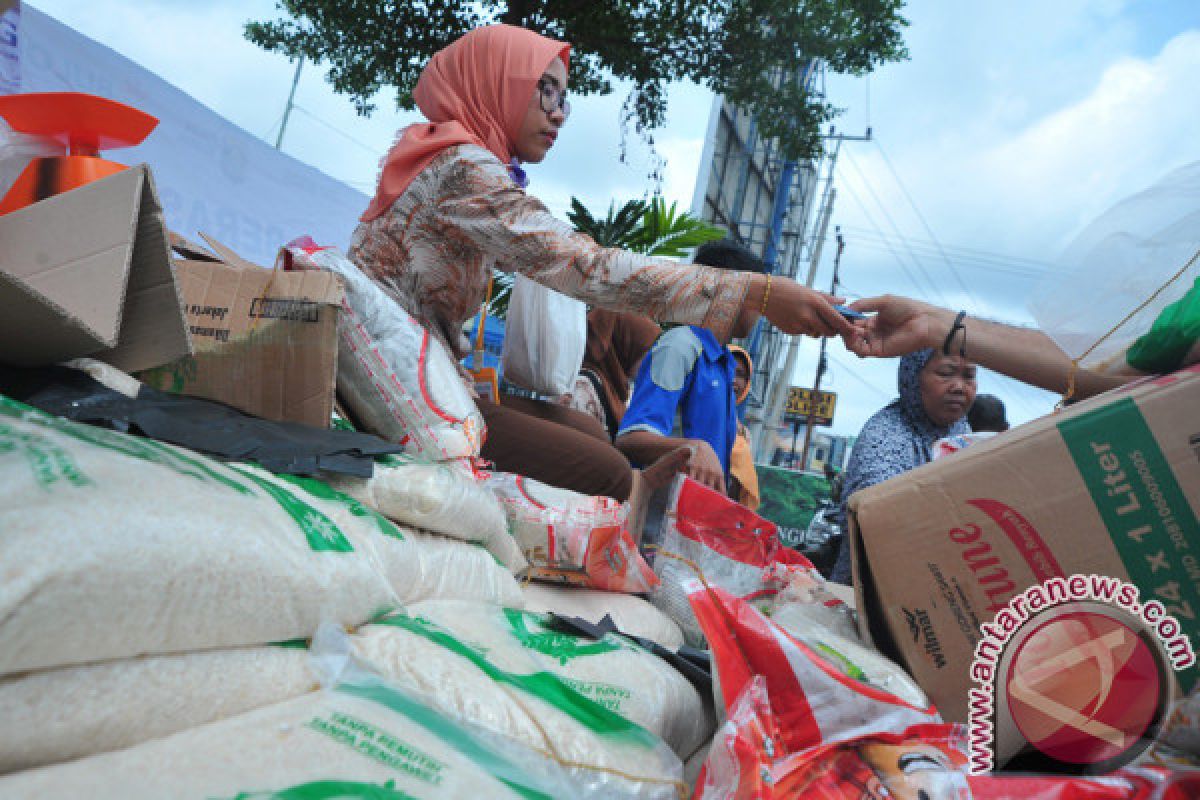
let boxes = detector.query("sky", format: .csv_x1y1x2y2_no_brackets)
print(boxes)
27,0,1200,440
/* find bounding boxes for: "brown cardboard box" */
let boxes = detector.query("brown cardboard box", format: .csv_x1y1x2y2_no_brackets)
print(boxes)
848,365,1200,722
139,236,343,428
0,165,190,371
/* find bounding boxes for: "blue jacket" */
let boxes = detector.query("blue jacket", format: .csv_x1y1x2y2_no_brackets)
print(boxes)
618,325,738,478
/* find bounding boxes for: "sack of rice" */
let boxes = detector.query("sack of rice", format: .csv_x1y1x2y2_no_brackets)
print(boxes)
0,672,591,799
409,531,524,608
0,643,316,773
520,582,685,651
0,396,398,676
486,472,658,593
354,600,699,783
327,453,526,571
249,468,523,608
281,239,484,460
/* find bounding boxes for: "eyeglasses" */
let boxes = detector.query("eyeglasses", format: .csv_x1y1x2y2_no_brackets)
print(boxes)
537,79,570,118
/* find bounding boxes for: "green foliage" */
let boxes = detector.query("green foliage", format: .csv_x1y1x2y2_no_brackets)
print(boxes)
245,0,908,162
629,197,726,257
566,197,646,249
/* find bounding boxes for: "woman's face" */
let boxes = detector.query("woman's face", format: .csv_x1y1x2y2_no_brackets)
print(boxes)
514,57,568,164
733,358,750,401
918,353,977,427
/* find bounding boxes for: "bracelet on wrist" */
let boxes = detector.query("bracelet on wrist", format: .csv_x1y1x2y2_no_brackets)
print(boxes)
759,274,772,317
942,310,967,357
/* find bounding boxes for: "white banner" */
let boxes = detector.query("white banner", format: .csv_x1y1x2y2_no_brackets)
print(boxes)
10,5,368,265
0,2,18,95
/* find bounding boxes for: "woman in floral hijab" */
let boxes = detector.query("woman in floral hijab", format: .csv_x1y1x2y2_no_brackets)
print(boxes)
829,348,976,584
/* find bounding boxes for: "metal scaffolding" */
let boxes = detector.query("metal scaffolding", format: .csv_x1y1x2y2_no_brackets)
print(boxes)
690,59,838,457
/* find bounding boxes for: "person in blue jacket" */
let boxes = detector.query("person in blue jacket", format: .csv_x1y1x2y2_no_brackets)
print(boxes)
615,239,767,495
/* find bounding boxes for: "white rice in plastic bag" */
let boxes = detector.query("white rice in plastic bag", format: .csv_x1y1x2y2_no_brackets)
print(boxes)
0,643,316,773
282,241,484,461
0,673,591,799
237,466,521,608
353,600,696,789
520,582,685,651
0,396,399,676
327,453,526,572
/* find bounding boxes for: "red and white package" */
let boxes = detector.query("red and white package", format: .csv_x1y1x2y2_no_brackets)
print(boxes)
686,581,939,756
932,431,996,460
651,476,844,646
698,709,1200,800
280,238,484,461
485,472,658,593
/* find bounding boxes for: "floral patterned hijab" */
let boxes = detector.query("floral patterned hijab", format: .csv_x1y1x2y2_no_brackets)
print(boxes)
829,349,970,583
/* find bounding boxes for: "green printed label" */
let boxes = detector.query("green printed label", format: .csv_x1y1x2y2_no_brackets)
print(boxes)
561,678,632,713
370,611,652,745
337,678,554,800
307,711,445,786
220,778,417,799
0,395,250,494
277,473,405,541
0,422,93,490
231,466,354,553
502,608,623,665
1059,397,1200,689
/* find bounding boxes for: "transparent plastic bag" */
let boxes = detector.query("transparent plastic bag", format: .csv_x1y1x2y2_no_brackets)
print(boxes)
486,472,658,593
1031,161,1200,377
0,120,63,201
281,238,485,460
352,600,700,779
0,650,596,799
0,396,398,677
686,580,939,756
326,453,526,572
501,273,587,396
650,476,815,647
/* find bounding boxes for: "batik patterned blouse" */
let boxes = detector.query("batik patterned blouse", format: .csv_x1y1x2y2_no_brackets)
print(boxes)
349,144,749,362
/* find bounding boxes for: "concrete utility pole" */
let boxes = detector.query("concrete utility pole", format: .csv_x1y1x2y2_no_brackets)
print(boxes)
275,56,304,151
799,227,845,470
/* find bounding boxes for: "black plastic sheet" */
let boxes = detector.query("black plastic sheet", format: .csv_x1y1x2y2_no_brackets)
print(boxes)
0,365,403,477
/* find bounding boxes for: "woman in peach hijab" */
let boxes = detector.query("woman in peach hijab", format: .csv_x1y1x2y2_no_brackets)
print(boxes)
350,24,851,500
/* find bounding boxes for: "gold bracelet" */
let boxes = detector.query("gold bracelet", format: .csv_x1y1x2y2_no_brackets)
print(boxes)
760,274,772,317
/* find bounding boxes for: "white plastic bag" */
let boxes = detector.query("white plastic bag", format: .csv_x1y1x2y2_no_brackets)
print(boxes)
0,670,592,799
501,273,587,396
0,120,63,201
0,396,399,677
281,239,485,460
1030,160,1200,376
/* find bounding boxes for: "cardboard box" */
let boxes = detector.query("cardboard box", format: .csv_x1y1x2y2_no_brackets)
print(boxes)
0,165,190,371
139,235,343,428
849,366,1200,722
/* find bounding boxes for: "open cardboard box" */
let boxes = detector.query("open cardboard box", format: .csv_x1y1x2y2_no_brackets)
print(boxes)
0,164,190,371
848,365,1200,723
139,234,343,429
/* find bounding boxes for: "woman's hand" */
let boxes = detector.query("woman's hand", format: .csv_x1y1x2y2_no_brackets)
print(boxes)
758,276,856,338
842,295,953,357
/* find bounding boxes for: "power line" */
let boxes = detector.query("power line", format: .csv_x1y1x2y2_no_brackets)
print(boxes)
840,151,953,307
873,138,986,314
291,105,385,158
834,169,946,303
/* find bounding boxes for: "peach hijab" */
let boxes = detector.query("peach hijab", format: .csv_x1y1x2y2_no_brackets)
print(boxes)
361,24,570,221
